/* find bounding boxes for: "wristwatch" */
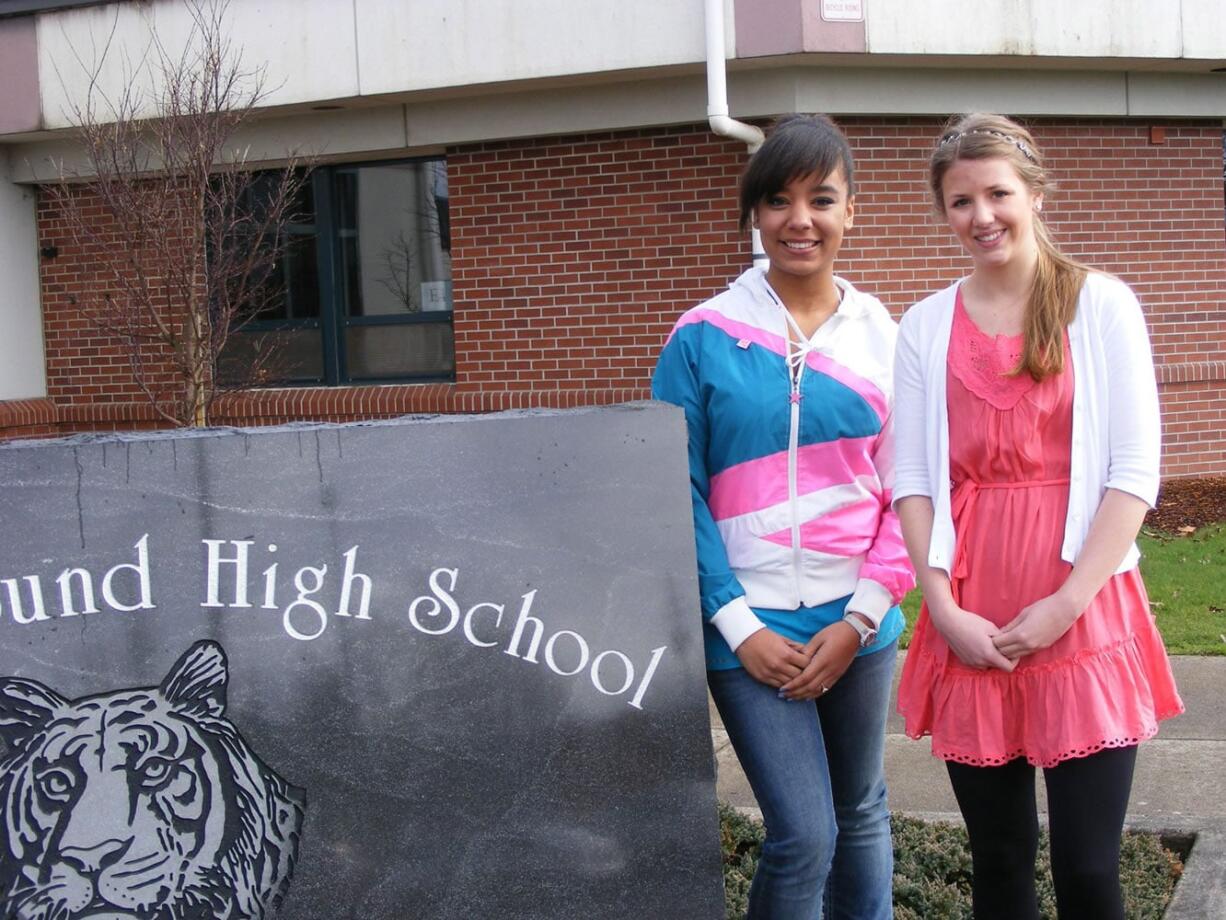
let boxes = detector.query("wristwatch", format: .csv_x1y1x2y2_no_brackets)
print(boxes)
842,612,878,648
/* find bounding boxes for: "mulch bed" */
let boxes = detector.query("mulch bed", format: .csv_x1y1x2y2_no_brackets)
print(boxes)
1146,476,1226,533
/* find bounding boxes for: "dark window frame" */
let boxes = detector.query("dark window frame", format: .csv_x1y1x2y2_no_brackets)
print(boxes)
234,155,454,388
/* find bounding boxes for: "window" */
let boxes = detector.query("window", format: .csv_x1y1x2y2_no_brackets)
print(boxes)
222,158,453,386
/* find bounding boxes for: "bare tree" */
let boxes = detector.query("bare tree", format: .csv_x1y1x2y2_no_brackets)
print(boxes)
47,0,309,426
375,186,450,312
377,227,418,313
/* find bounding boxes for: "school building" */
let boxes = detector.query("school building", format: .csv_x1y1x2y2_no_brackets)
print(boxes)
0,0,1223,476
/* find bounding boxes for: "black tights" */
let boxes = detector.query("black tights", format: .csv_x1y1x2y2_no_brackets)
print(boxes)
946,745,1138,920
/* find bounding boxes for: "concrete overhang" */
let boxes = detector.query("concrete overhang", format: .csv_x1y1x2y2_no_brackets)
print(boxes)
5,55,1225,183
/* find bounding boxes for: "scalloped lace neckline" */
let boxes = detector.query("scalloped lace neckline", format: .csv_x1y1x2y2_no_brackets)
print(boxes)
948,289,1037,410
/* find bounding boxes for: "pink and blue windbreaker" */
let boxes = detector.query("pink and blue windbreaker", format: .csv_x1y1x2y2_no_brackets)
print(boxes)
652,267,914,667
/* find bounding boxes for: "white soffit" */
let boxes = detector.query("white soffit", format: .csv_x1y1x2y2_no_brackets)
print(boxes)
8,66,1224,179
1127,73,1226,117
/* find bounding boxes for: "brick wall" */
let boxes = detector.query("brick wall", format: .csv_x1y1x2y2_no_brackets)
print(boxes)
11,117,1226,476
1156,370,1226,477
36,185,193,429
447,127,747,398
449,117,1226,478
837,118,1226,478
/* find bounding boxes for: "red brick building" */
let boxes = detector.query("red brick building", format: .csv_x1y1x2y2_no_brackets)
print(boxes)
2,1,1224,477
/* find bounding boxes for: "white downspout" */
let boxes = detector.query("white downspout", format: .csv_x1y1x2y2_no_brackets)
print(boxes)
704,0,768,267
704,0,763,152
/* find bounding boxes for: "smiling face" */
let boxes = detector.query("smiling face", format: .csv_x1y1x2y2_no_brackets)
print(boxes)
939,156,1041,273
755,168,854,290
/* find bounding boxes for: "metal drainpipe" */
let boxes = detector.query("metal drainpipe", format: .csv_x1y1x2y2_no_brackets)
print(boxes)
704,0,767,268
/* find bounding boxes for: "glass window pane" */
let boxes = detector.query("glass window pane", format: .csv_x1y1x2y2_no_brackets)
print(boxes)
245,169,315,230
284,233,321,319
335,169,357,232
337,161,452,318
290,172,316,223
345,322,455,380
218,327,325,385
246,231,320,322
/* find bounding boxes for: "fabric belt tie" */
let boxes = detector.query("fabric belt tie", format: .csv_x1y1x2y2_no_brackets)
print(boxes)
949,477,1070,594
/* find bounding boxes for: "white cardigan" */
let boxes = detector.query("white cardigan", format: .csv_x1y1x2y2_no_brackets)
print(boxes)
893,272,1161,576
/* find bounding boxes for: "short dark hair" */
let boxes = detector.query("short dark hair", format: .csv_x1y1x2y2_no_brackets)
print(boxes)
738,114,855,230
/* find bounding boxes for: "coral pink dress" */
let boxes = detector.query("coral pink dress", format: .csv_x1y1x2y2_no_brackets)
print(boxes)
897,293,1183,768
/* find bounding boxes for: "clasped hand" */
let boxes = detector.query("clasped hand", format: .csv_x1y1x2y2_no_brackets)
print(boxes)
735,623,860,700
992,591,1081,660
934,590,1081,670
930,602,1016,672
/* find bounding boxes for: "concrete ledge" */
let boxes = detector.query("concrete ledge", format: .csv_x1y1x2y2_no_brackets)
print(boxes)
1128,817,1226,920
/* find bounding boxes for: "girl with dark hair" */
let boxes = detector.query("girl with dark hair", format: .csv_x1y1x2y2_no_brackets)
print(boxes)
894,113,1184,919
653,114,913,919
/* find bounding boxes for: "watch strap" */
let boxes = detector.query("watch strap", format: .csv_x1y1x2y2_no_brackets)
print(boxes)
842,612,878,648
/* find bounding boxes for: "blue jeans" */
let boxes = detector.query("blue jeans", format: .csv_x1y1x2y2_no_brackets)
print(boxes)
709,641,897,920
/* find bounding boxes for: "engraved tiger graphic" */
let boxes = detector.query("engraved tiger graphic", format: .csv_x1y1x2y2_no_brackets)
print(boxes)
0,641,306,919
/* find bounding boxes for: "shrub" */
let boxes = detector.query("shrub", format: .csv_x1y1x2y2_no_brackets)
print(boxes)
718,806,1182,919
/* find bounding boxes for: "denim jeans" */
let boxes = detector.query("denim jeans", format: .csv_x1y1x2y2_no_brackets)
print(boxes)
709,640,897,920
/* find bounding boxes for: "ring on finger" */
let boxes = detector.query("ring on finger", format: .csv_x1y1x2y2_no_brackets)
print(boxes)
820,685,829,694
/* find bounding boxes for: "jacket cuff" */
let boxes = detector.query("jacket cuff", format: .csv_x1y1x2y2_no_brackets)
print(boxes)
845,579,893,629
710,596,765,653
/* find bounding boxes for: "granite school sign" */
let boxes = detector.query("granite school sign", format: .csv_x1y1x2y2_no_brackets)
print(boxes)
0,404,725,919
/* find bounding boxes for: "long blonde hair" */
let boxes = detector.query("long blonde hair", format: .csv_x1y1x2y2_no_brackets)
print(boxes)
929,113,1088,380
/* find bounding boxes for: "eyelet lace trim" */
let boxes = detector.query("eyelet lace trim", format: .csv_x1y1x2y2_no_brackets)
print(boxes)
948,294,1036,411
918,733,1160,770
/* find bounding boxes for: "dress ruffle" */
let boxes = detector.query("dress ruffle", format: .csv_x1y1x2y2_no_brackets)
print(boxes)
898,593,1185,768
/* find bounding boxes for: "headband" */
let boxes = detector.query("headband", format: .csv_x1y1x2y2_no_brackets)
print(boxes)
939,128,1037,163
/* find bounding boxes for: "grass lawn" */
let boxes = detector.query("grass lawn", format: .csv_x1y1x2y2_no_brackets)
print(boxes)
1138,523,1226,655
896,523,1226,655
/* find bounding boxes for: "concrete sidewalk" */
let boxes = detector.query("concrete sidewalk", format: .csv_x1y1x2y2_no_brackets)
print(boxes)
710,654,1226,915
